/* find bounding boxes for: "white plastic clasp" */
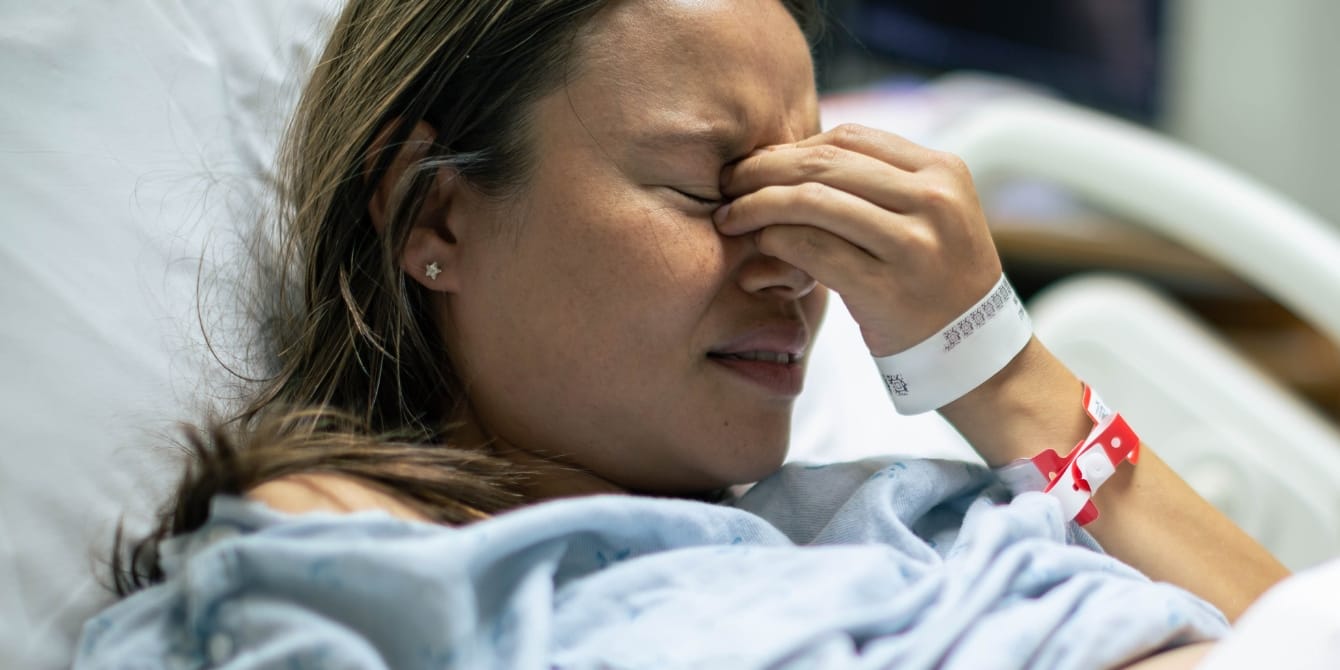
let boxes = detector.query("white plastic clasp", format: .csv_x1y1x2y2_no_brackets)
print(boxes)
1075,445,1117,491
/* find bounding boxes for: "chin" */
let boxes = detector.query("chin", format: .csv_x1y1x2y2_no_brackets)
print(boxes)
623,437,788,496
699,432,792,492
737,441,790,482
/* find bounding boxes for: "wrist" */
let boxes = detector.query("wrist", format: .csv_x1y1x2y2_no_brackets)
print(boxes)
938,337,1092,467
872,273,1031,415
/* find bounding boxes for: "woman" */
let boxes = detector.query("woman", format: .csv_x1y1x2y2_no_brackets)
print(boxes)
88,0,1288,667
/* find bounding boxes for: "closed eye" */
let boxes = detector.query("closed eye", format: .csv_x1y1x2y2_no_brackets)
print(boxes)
670,188,723,208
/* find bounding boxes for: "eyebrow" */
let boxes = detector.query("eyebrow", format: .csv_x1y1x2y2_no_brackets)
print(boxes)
631,126,747,162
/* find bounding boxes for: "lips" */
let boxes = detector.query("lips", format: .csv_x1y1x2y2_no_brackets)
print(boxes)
709,350,801,364
707,323,809,396
708,323,808,360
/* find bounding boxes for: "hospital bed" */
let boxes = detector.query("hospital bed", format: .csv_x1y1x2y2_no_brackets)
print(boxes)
3,2,1339,668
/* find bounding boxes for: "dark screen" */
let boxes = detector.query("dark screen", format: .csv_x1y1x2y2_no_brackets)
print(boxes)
839,0,1164,120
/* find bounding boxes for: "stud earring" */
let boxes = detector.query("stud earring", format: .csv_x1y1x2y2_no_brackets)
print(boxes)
425,262,441,280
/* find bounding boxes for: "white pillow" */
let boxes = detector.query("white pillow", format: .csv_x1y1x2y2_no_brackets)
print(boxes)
0,2,340,667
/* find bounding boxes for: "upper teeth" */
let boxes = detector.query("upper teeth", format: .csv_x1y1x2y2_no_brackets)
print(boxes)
721,351,799,364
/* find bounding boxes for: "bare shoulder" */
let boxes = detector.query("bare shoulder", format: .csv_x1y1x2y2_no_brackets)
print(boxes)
246,473,429,521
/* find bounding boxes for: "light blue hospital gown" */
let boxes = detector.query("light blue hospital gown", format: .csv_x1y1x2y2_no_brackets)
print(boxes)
74,458,1229,669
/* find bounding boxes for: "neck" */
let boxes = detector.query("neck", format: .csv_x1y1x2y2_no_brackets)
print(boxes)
499,441,629,500
453,407,627,502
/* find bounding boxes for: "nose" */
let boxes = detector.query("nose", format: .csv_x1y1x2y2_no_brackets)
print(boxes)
735,245,819,301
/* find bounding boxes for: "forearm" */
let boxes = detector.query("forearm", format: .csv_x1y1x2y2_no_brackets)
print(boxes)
1084,447,1287,621
941,337,1290,621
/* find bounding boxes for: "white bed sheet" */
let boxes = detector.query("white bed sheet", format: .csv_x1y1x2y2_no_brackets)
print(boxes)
1199,557,1340,668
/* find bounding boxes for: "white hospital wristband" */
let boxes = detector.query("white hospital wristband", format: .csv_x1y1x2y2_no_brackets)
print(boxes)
873,273,1033,415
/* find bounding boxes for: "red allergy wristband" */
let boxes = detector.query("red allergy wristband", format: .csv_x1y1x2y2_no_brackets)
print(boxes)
1029,384,1141,525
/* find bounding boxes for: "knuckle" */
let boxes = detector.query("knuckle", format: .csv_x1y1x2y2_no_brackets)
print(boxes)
790,230,826,265
895,222,948,258
757,225,821,262
918,182,958,211
796,226,822,252
830,123,872,149
932,150,971,178
902,224,942,256
799,145,842,178
793,181,829,209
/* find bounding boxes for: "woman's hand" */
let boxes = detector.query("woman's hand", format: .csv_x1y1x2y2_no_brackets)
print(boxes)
715,123,1070,463
715,123,1002,357
718,124,1290,620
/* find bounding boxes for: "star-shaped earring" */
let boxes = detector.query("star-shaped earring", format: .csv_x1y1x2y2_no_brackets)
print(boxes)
425,262,441,280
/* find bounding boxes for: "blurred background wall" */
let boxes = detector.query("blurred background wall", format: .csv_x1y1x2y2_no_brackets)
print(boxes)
1163,0,1340,230
816,0,1340,227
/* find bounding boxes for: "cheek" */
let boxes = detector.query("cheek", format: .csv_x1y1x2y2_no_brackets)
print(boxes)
548,204,729,319
624,208,727,294
458,204,735,452
465,202,730,380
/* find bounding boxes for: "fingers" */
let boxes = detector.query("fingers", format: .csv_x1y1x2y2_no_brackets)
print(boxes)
746,224,883,301
712,123,1000,358
721,142,920,213
714,181,916,262
789,124,943,172
721,122,973,221
717,123,982,265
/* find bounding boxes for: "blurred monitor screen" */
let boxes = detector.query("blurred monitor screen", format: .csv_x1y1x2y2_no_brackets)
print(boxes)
845,0,1165,120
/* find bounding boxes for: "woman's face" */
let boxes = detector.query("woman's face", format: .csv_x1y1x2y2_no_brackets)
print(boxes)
442,0,825,494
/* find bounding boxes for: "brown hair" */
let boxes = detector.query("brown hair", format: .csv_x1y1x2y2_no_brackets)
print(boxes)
115,0,823,594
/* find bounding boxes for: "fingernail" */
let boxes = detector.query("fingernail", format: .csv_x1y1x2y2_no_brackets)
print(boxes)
713,201,731,225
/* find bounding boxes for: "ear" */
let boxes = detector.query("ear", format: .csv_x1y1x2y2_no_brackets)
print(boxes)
367,120,464,293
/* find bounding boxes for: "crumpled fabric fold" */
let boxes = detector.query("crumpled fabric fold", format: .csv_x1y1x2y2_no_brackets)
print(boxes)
75,457,1228,669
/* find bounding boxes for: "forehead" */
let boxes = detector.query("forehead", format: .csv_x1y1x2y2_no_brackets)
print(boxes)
563,0,820,157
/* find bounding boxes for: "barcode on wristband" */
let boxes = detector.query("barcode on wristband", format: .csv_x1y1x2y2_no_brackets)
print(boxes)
942,280,1023,352
872,273,1034,415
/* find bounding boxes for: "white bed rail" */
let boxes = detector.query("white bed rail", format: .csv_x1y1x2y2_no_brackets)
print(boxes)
936,96,1340,349
933,95,1340,568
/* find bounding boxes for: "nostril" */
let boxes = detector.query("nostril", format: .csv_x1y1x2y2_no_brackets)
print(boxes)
737,254,816,300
